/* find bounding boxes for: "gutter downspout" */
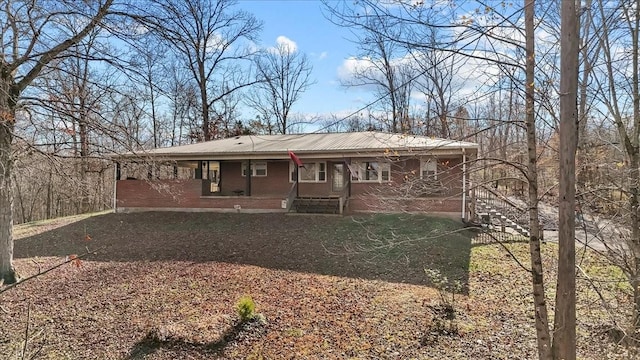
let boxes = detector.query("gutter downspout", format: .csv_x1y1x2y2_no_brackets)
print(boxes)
462,150,467,221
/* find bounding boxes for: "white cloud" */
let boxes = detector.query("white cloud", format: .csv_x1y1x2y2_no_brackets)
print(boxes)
337,54,416,85
269,35,298,54
247,40,260,54
311,51,329,61
132,23,149,35
338,56,368,80
202,33,227,52
336,48,504,104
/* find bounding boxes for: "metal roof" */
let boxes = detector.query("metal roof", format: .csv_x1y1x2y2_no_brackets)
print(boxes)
116,132,479,160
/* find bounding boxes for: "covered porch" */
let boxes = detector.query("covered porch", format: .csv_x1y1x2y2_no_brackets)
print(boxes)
113,158,351,214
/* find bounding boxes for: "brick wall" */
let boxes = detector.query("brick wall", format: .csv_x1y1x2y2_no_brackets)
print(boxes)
348,196,463,215
220,161,291,197
298,182,332,197
350,156,464,198
116,155,467,215
346,155,464,216
116,179,284,212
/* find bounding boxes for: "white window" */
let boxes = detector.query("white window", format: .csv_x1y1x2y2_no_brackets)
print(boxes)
350,161,391,183
421,158,438,180
242,161,267,177
290,162,326,182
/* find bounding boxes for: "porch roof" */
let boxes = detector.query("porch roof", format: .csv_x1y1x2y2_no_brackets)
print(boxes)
114,131,479,161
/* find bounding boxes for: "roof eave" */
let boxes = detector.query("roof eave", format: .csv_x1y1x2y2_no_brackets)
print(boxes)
112,145,477,162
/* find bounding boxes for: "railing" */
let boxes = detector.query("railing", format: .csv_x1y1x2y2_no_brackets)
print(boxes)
474,184,530,238
285,181,298,212
477,185,527,212
338,179,350,214
473,230,530,245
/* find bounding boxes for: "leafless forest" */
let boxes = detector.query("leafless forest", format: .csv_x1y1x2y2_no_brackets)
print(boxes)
2,0,640,356
4,1,623,225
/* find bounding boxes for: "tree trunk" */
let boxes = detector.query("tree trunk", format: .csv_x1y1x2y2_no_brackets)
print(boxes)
0,75,17,284
198,56,212,141
630,0,640,336
577,0,593,189
148,68,159,148
79,118,90,213
525,1,552,358
553,0,579,357
0,6,114,276
46,171,53,219
630,154,640,334
629,1,640,338
12,173,26,224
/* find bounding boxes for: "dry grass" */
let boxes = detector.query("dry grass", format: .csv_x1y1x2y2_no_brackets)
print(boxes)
0,212,634,359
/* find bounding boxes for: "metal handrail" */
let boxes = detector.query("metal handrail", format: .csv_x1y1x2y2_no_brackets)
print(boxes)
338,179,350,214
478,184,526,212
475,184,529,233
285,181,298,211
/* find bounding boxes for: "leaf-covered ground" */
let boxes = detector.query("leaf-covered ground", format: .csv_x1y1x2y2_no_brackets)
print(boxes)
0,212,635,359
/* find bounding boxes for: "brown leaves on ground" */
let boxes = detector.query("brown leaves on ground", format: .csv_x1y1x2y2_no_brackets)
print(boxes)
0,212,634,359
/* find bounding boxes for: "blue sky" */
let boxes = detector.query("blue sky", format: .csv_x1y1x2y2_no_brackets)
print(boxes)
235,1,535,126
240,0,366,118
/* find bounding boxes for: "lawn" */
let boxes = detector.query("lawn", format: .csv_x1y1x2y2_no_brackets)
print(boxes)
0,212,633,359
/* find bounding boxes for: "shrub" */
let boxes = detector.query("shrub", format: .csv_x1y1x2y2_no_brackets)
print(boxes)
235,295,256,322
424,268,462,338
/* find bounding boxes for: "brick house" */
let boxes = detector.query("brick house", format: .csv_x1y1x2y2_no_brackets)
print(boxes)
113,131,478,219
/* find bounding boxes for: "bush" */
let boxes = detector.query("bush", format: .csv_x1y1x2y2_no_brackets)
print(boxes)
235,295,256,322
424,268,462,338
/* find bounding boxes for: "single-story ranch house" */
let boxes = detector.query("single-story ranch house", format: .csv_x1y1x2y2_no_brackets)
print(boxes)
113,131,478,219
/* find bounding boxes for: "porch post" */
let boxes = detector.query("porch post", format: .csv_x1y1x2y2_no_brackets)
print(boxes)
347,158,351,198
295,165,299,197
116,162,121,180
195,161,202,179
245,159,252,196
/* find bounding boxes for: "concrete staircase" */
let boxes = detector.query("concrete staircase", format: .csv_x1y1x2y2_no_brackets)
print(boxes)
290,197,341,214
475,186,530,238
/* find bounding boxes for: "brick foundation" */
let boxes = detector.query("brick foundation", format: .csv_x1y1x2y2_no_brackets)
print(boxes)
347,196,462,215
116,180,285,212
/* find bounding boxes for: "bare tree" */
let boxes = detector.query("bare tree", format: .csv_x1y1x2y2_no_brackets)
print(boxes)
413,29,462,138
1,0,115,284
127,35,167,149
139,0,261,141
576,0,596,189
248,39,313,134
523,1,552,357
329,12,416,133
212,87,243,137
33,26,114,214
323,1,586,358
585,0,640,338
164,60,200,146
553,0,579,358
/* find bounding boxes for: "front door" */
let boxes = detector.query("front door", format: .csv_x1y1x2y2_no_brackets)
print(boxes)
332,163,345,192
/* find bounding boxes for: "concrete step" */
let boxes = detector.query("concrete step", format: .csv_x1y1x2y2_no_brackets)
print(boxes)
291,198,340,214
476,200,530,237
